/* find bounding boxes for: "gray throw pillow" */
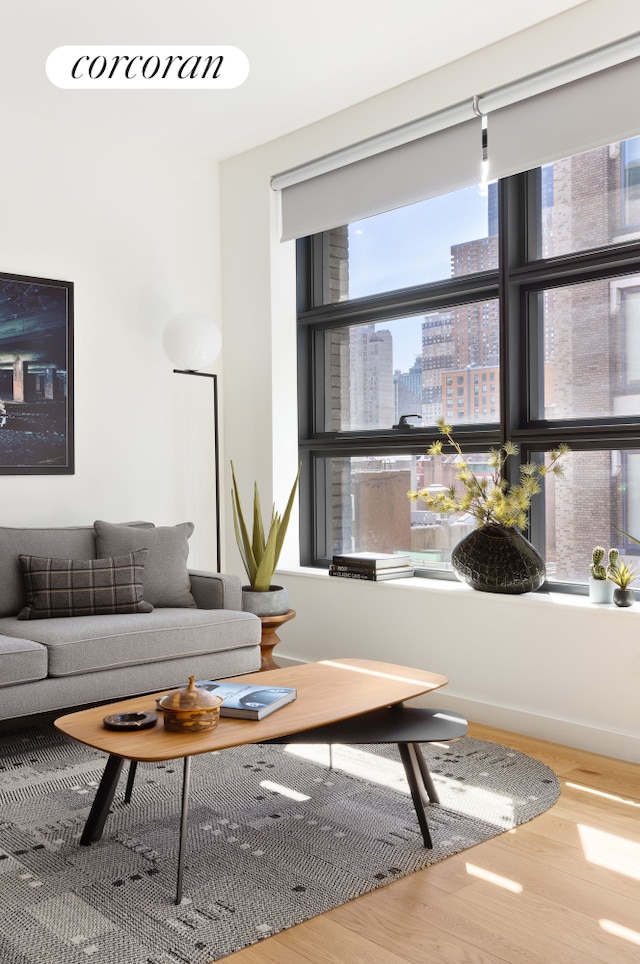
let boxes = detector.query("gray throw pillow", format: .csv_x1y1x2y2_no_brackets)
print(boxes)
18,551,153,619
94,520,196,608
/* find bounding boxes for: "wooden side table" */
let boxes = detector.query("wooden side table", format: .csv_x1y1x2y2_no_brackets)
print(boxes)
258,609,295,670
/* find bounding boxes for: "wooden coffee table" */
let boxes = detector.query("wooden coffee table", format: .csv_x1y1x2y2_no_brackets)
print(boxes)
55,658,449,903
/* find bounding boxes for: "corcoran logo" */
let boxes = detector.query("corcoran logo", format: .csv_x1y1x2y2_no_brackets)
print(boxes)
46,46,249,89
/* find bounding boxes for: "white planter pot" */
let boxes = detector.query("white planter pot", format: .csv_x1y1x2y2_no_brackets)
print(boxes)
588,578,613,604
241,585,289,616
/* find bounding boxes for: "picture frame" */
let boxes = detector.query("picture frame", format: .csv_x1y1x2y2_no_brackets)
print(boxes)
0,271,74,474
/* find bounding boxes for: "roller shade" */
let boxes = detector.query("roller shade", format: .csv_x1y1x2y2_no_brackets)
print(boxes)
487,56,640,180
279,115,482,242
276,32,640,241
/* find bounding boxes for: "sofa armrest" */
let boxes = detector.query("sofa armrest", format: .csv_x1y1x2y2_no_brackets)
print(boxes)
188,570,243,611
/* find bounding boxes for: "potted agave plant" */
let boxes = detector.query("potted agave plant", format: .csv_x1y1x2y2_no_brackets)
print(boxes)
230,461,301,616
408,419,569,594
607,559,639,608
607,526,640,607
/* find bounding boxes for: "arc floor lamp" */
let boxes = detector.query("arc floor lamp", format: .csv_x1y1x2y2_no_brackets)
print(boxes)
162,311,222,572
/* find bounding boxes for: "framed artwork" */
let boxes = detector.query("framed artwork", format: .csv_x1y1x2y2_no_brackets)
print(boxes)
0,271,74,474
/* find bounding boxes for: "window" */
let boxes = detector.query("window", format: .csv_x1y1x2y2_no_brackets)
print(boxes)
531,275,640,421
538,140,640,257
297,138,640,587
622,136,640,229
333,184,496,301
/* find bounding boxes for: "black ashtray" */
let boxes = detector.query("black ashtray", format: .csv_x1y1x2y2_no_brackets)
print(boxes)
103,711,158,731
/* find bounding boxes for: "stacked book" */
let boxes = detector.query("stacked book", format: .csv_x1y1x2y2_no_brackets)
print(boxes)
329,551,414,581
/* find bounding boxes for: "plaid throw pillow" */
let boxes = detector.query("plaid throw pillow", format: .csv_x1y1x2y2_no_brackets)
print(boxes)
17,551,154,619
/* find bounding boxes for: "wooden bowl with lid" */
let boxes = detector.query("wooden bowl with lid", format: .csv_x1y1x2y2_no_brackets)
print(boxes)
158,676,223,733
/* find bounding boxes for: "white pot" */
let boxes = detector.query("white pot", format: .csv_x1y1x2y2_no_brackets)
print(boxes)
241,585,289,616
588,577,613,604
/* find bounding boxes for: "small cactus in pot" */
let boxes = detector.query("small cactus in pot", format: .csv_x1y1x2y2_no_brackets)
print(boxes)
589,547,607,580
588,546,617,603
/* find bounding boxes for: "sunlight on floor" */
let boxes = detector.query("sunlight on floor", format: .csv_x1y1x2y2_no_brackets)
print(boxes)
578,824,640,881
600,919,640,946
259,779,311,802
465,862,523,893
284,743,516,827
567,781,640,808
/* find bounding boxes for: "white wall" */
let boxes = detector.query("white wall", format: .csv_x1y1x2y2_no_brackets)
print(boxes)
220,0,640,762
0,144,221,570
278,571,640,763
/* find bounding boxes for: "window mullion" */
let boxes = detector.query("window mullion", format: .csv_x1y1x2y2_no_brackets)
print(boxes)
498,175,527,447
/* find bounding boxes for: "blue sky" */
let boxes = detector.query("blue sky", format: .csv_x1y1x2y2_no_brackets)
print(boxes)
347,184,490,371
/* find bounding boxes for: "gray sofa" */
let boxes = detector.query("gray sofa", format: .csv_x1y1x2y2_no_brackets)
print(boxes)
0,520,261,723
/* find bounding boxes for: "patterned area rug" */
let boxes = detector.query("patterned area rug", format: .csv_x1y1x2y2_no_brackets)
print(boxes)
0,724,560,964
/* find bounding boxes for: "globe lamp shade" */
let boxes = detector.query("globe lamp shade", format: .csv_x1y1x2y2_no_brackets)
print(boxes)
162,311,222,370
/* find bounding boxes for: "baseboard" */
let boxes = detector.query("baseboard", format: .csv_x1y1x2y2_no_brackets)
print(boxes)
409,691,640,764
273,655,639,763
273,655,303,668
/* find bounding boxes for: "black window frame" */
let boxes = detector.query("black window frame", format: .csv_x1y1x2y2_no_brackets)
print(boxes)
297,170,640,587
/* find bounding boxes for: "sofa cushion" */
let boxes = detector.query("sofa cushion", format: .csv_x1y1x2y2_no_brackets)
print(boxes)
0,635,48,686
94,520,196,608
0,521,154,618
17,551,153,620
0,525,97,618
0,609,261,677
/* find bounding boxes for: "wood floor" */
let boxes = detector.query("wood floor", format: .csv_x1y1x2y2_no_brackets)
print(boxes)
222,723,640,964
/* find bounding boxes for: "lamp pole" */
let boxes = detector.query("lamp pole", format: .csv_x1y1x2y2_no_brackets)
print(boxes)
172,368,221,573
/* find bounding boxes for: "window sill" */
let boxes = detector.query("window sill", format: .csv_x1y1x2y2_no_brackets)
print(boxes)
277,566,638,613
